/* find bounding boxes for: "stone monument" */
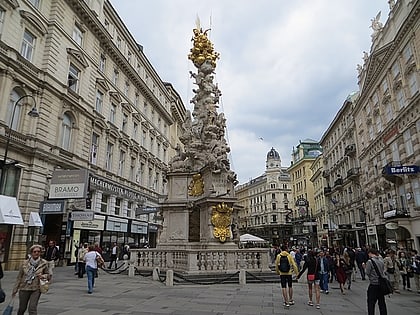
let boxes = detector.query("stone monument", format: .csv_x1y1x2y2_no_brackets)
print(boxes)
158,21,239,250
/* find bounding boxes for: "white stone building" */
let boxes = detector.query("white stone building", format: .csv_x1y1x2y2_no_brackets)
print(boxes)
0,0,185,269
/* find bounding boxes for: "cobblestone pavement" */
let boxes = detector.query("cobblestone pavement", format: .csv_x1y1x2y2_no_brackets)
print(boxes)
1,266,420,314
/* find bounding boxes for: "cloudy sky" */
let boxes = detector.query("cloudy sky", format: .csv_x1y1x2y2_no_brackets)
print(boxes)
110,0,390,184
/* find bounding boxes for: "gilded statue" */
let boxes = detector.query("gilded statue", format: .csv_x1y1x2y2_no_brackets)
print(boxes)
188,173,204,196
188,23,219,68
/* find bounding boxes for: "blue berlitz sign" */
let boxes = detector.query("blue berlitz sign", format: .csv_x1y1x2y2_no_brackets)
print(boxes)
384,165,419,175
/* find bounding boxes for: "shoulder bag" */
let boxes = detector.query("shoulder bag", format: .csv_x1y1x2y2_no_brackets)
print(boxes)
370,259,393,296
96,252,105,268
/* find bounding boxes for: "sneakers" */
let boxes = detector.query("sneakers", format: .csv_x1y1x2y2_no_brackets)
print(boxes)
289,300,295,305
316,304,320,309
308,301,314,306
325,290,329,294
283,302,290,307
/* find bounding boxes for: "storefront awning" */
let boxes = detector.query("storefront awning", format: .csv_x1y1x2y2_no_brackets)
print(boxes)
29,212,43,227
0,195,24,225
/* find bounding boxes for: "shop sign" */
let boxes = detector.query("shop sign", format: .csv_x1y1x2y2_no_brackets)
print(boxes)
148,224,158,232
73,215,105,231
338,224,352,229
106,217,128,232
49,170,88,199
295,197,308,207
131,222,148,234
90,175,149,202
39,200,65,214
383,165,419,175
71,211,94,221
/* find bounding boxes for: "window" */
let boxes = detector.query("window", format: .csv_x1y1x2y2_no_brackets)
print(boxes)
127,202,133,218
272,215,277,223
106,142,113,170
407,73,418,97
148,168,153,188
0,9,5,35
403,44,413,62
101,194,109,213
95,90,103,113
375,117,382,133
142,130,146,147
112,69,119,85
116,36,121,49
391,141,400,162
110,103,116,123
368,126,374,140
115,198,121,215
413,179,420,207
21,30,35,61
272,203,276,210
99,54,106,72
122,113,128,132
134,93,139,107
7,90,22,130
403,129,414,156
392,61,400,78
381,78,389,94
72,24,83,46
91,133,99,165
118,150,125,176
124,82,129,96
385,103,393,122
68,63,80,92
150,137,154,153
133,122,138,139
61,113,72,150
130,158,136,182
396,89,406,109
127,51,132,63
271,193,275,200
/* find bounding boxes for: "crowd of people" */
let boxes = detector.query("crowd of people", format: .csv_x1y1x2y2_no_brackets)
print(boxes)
273,244,420,314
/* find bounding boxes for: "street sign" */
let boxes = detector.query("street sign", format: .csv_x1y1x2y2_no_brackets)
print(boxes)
383,165,419,175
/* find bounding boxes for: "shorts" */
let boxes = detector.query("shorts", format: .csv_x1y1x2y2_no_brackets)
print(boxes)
280,275,293,288
307,279,320,285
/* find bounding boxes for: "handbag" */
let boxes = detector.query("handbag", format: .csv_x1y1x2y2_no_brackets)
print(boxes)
96,252,105,268
371,259,393,296
39,278,49,294
307,274,315,281
2,297,14,315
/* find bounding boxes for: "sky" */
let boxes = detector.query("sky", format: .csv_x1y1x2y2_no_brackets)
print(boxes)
110,0,391,185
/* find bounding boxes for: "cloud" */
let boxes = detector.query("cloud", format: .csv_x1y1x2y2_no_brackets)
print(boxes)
110,0,390,184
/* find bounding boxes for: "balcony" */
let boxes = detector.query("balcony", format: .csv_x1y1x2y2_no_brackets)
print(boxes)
344,144,356,157
383,208,410,219
324,186,332,195
334,178,344,190
347,167,361,180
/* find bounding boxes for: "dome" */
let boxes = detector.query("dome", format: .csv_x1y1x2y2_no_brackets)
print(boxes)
267,147,280,160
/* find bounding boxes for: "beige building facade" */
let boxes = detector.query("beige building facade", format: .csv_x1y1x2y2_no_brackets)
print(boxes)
0,0,185,269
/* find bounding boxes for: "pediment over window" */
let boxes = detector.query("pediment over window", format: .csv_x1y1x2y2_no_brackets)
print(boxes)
2,0,19,9
20,10,48,35
66,48,89,68
93,116,107,130
109,91,122,103
132,112,141,121
96,78,109,91
121,102,132,113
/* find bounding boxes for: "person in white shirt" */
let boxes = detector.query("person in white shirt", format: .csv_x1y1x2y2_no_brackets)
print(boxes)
83,245,103,294
108,243,118,269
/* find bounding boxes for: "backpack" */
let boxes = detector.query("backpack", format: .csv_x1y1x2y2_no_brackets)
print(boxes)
279,255,291,272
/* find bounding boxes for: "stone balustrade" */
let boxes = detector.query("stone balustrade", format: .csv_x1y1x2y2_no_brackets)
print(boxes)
130,248,271,274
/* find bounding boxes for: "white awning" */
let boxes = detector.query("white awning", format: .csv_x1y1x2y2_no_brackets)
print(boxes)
29,212,43,227
0,195,24,225
240,233,267,243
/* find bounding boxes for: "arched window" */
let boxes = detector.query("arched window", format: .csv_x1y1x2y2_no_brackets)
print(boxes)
7,89,23,130
61,113,72,150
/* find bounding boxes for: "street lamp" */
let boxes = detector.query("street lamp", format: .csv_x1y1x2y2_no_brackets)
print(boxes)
0,94,39,194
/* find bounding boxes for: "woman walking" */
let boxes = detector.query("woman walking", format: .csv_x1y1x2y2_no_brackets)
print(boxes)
398,251,412,291
12,244,50,315
297,250,321,309
334,253,347,294
84,245,104,294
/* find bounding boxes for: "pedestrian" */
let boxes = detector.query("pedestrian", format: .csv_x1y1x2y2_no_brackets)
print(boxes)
318,250,330,294
275,245,299,308
43,240,59,277
108,243,119,269
294,249,303,271
334,253,347,294
94,242,103,255
77,243,88,278
297,250,321,309
343,251,353,290
410,249,420,293
365,248,387,315
12,244,50,315
84,245,104,294
356,247,368,280
398,251,411,291
383,249,400,293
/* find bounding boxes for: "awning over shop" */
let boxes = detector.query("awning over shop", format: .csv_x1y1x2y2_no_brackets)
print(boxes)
240,233,267,243
0,195,24,225
29,212,43,227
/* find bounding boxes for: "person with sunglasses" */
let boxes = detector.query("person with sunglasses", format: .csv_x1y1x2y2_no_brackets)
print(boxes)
12,244,50,315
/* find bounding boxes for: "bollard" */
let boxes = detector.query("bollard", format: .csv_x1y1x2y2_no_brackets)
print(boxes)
166,269,174,286
153,267,160,281
239,269,246,285
128,263,135,277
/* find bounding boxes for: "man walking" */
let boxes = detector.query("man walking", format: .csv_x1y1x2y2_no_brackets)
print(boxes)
318,250,330,293
275,245,299,308
44,240,59,277
365,248,387,315
108,243,119,269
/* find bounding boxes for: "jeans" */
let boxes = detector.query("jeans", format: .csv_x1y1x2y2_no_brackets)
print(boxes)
17,289,41,315
357,262,366,279
86,265,96,293
319,272,329,291
402,274,411,289
367,284,387,315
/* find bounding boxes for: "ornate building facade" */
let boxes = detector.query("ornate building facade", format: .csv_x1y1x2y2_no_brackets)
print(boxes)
235,148,292,246
0,0,185,269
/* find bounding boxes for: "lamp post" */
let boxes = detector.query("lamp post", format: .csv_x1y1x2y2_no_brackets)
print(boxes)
0,94,39,194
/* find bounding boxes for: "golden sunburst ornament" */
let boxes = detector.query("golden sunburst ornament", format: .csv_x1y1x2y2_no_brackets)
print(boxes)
211,202,233,242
